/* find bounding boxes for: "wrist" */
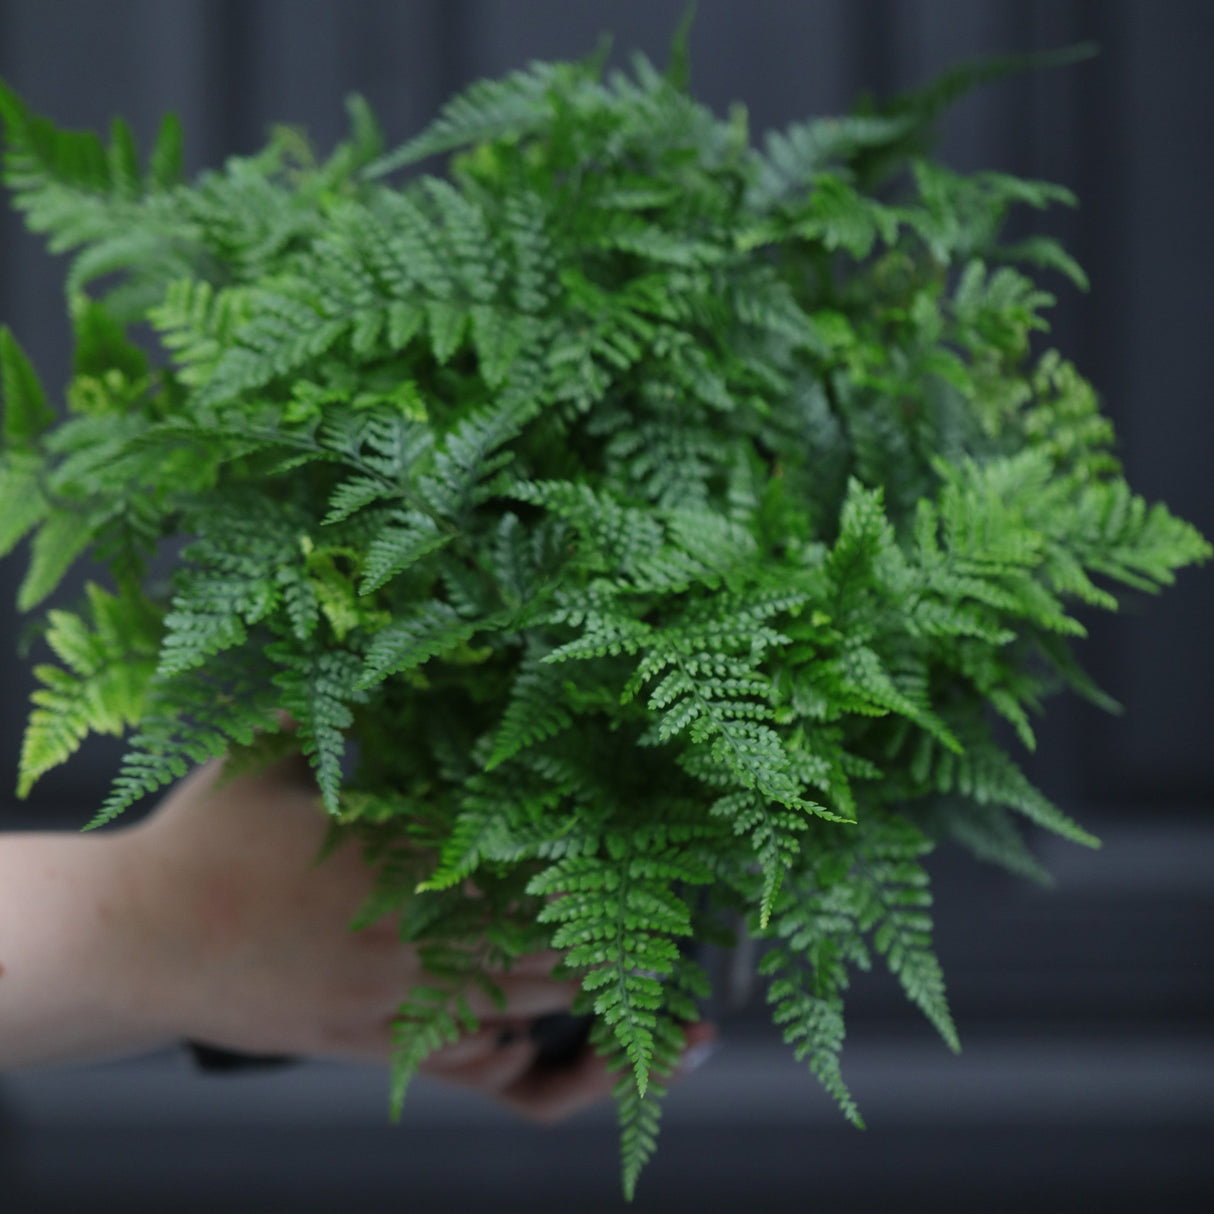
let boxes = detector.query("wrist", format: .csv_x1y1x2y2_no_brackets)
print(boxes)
0,829,175,1067
91,824,189,1050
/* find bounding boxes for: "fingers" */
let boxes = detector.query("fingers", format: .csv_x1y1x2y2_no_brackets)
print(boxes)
334,962,576,1061
341,1014,721,1122
421,1025,520,1070
420,1027,537,1091
497,1043,617,1124
499,949,563,978
667,1020,720,1082
460,974,579,1021
496,1020,721,1125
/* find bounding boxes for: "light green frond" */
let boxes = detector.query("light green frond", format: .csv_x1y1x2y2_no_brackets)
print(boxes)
17,583,160,797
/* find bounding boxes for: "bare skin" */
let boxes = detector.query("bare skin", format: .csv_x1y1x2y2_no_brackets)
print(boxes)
0,755,716,1121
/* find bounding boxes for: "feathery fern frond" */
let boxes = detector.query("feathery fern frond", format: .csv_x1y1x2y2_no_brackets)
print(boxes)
17,583,160,797
760,862,870,1128
530,826,709,1094
853,812,959,1051
89,662,279,828
365,61,571,176
0,326,56,445
0,448,47,559
358,602,482,691
484,644,574,770
389,986,475,1117
271,646,365,815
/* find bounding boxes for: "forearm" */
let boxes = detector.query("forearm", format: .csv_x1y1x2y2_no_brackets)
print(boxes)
0,829,171,1068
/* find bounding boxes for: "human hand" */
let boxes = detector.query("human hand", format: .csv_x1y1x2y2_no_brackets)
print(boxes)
106,755,716,1119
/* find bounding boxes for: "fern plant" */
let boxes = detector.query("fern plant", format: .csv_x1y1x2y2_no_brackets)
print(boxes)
1,26,1208,1199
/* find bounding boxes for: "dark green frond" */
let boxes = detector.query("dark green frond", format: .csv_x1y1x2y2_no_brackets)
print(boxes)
358,602,480,690
270,646,365,815
0,326,55,446
365,61,570,176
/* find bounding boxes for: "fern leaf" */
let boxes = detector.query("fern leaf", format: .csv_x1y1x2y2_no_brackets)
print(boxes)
0,326,55,445
854,813,959,1052
17,583,159,797
419,395,535,519
530,856,665,1094
18,511,93,611
418,766,565,891
531,830,705,1095
917,798,1053,887
470,305,521,388
89,664,277,828
0,449,47,558
485,648,573,770
157,504,308,676
358,510,452,595
364,62,564,176
277,565,320,643
615,1069,667,1201
323,475,398,525
149,278,250,388
710,789,809,928
503,191,555,313
766,969,864,1127
753,113,915,207
950,736,1100,849
358,602,478,690
389,987,476,1116
200,290,347,405
760,872,868,1128
270,647,364,815
146,112,184,189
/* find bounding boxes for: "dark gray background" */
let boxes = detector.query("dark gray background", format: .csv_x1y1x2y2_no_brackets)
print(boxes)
1,3,1211,1212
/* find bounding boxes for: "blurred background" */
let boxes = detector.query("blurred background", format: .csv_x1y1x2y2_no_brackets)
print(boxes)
0,1,1211,1211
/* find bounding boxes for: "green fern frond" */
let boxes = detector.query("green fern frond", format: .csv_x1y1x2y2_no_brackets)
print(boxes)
17,583,160,797
485,646,574,770
149,278,251,388
752,113,916,208
389,987,475,1117
0,77,113,197
18,510,95,612
199,289,348,406
270,646,364,815
853,813,959,1052
0,448,48,559
928,728,1099,849
358,510,452,595
417,765,568,892
89,664,278,828
365,61,570,176
358,602,479,690
157,501,310,676
529,832,703,1094
419,394,537,520
146,112,184,190
615,1069,665,1201
761,872,869,1127
0,326,56,446
765,967,863,1127
914,797,1054,887
710,789,809,927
